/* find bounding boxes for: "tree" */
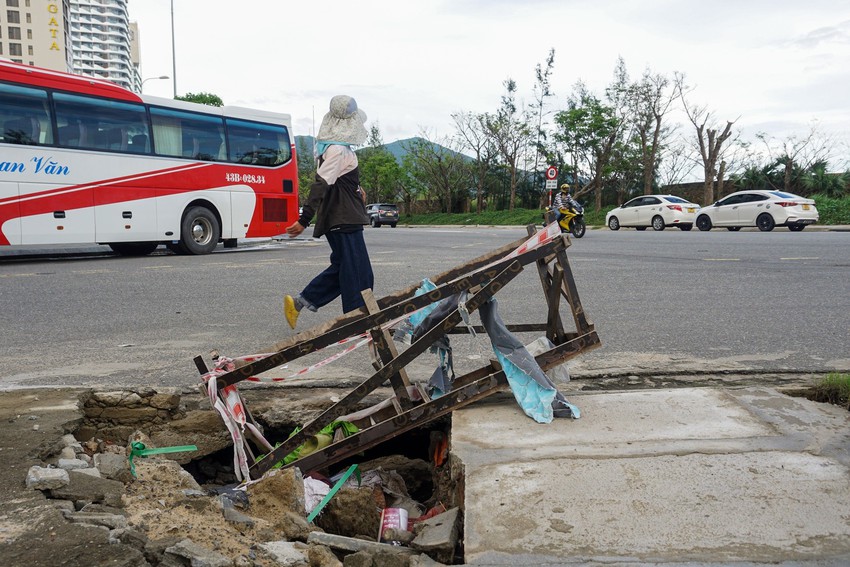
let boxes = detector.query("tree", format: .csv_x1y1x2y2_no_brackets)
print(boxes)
359,149,404,204
295,137,316,203
627,68,679,195
402,132,471,213
802,160,848,198
358,123,406,204
657,135,697,187
607,136,644,205
176,92,223,106
485,79,534,211
676,73,736,205
755,124,835,194
554,82,620,210
530,49,556,202
452,111,497,213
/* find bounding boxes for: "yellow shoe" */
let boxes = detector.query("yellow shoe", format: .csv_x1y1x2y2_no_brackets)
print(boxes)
284,295,300,329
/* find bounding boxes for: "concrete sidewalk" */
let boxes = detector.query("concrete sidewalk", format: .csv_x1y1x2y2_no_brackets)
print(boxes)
452,386,850,566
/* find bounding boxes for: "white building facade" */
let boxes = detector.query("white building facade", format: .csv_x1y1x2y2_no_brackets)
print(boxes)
68,0,140,91
0,0,140,92
0,0,72,70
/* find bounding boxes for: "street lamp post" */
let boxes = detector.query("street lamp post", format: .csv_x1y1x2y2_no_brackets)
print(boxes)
141,75,170,93
171,0,177,98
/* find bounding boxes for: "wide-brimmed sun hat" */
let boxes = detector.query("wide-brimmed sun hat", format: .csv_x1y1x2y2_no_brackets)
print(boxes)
316,95,368,145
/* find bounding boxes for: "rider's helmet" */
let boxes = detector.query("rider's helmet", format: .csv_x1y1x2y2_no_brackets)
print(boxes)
560,183,570,193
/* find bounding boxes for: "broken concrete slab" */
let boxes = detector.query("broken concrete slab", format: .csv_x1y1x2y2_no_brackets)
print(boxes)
409,508,459,564
94,452,132,482
49,470,125,508
57,458,89,470
64,511,128,530
164,538,232,567
308,532,416,556
256,540,309,566
72,467,102,478
26,465,69,490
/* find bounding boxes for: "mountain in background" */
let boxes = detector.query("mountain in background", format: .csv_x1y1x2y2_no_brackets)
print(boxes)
294,135,465,162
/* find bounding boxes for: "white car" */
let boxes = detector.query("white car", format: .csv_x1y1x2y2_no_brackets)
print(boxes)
694,190,819,232
606,194,699,231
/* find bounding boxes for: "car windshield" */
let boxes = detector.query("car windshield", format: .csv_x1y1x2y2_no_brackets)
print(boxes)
380,205,397,210
664,196,690,204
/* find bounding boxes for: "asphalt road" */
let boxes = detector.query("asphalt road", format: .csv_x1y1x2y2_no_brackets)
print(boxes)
1,226,848,390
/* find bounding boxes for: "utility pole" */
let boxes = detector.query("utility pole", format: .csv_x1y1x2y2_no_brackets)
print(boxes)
171,0,177,98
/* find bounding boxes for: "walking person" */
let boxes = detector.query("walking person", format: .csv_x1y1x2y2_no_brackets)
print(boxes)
283,95,374,329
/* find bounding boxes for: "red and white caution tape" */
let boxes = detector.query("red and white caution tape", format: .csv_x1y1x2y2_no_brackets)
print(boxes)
200,355,274,482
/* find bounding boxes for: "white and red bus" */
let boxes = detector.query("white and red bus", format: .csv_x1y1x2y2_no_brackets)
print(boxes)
0,60,298,255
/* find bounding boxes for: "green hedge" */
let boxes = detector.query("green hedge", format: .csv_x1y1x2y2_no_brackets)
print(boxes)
810,194,850,224
400,196,850,226
400,207,610,226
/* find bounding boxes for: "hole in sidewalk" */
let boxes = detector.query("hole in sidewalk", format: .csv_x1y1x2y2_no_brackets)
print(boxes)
183,417,463,563
74,390,465,564
184,417,454,504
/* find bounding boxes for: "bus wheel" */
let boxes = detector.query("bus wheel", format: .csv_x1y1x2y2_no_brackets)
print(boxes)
180,206,220,255
108,242,159,256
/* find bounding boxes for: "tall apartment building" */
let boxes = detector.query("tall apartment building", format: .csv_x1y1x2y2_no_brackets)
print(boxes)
0,0,141,92
68,0,140,91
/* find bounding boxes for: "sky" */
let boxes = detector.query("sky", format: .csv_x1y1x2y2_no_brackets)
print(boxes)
128,0,850,173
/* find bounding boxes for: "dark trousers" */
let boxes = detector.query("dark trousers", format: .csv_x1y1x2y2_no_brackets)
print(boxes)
301,229,374,313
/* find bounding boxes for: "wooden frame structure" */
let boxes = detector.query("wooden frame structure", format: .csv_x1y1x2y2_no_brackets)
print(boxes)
195,224,600,479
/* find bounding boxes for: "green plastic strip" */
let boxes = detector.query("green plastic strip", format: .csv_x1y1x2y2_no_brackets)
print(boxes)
128,441,198,477
307,464,359,523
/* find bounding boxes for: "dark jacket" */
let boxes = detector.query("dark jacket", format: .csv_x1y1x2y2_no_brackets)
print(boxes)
298,146,368,238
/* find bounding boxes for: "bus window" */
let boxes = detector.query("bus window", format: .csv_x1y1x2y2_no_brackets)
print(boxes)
53,92,148,152
150,107,225,161
226,118,291,166
0,83,53,145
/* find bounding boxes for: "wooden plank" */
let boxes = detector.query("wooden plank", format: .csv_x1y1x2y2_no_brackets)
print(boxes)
362,289,412,409
211,240,563,389
249,260,524,478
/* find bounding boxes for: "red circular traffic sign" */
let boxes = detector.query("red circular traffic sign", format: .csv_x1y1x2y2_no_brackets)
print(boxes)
545,166,558,180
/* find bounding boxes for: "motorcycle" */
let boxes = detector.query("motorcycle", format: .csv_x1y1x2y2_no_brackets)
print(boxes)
545,202,586,238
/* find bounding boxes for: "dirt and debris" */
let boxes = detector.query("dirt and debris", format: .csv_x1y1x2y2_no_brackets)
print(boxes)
0,386,461,567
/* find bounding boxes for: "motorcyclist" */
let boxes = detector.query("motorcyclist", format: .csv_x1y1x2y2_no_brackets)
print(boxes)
552,183,580,223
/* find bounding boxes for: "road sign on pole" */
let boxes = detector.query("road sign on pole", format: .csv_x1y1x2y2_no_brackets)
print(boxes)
545,166,558,180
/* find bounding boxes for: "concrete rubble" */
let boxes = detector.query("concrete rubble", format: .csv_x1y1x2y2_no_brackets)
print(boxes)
20,387,458,567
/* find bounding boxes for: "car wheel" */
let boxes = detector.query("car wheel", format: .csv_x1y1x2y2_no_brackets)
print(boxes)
726,227,741,232
788,224,805,232
696,215,712,231
678,224,692,231
651,215,665,231
607,216,620,231
636,226,647,231
756,213,775,232
370,217,377,227
390,223,397,228
179,206,220,255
